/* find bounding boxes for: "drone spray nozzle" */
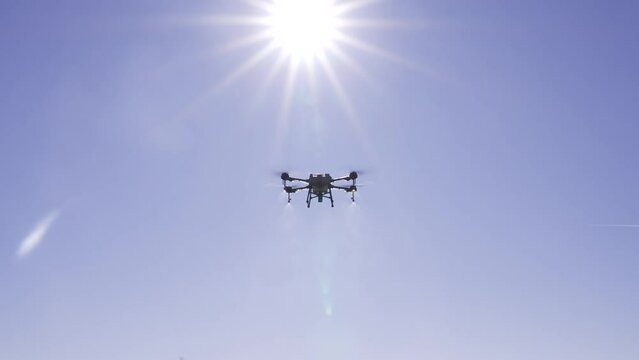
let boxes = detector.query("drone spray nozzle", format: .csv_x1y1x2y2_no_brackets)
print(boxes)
281,172,291,181
349,171,358,180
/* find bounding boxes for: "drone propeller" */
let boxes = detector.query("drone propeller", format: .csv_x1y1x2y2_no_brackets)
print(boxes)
348,169,371,176
333,169,371,180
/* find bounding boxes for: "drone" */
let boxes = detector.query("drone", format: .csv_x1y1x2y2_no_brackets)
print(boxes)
280,171,359,208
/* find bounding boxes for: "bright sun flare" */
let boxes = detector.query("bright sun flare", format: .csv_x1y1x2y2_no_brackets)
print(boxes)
204,0,412,120
266,0,339,60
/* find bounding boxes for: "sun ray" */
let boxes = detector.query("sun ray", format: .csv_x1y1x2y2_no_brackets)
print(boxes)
263,51,290,97
280,61,300,118
192,0,425,146
216,30,273,54
337,18,425,29
318,54,357,123
334,0,383,15
334,31,422,72
326,43,377,89
305,58,318,102
215,41,279,91
250,50,290,111
276,61,301,142
239,50,291,130
243,0,273,12
194,15,269,27
318,53,378,160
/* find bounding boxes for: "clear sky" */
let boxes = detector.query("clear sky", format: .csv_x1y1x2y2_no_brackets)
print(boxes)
1,1,639,359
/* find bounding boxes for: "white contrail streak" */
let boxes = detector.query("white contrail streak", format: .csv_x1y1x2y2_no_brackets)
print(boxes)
16,210,61,259
592,224,639,228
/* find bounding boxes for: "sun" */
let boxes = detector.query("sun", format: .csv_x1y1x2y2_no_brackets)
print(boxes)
266,0,339,61
199,0,414,121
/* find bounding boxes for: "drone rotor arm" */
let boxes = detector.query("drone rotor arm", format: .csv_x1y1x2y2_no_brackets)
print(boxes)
332,171,359,183
331,176,351,182
285,184,310,193
331,185,357,192
288,177,310,183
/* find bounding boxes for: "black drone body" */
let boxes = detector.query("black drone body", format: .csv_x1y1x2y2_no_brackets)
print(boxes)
281,171,359,207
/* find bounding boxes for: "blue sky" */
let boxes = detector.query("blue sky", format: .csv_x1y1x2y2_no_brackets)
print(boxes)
1,1,638,359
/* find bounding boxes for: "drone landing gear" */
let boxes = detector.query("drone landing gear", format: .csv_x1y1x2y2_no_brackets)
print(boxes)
306,188,335,208
329,188,334,207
